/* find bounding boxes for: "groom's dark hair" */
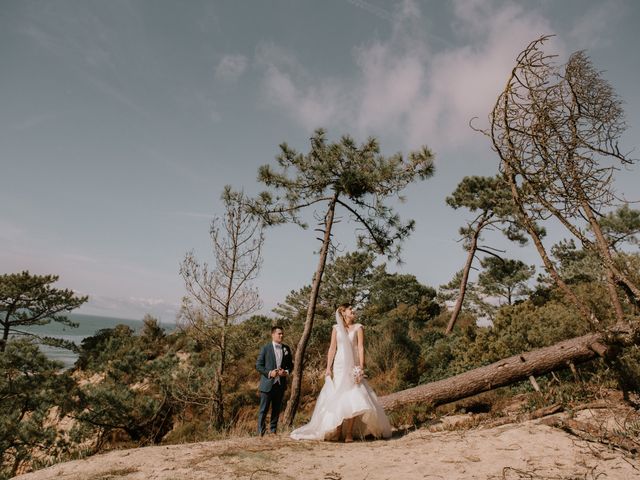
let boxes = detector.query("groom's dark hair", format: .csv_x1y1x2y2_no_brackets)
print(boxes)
271,325,284,333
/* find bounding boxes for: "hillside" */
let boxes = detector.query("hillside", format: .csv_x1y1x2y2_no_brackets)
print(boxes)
14,406,639,480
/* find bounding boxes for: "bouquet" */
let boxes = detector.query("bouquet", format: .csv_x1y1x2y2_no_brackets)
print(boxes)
352,366,365,384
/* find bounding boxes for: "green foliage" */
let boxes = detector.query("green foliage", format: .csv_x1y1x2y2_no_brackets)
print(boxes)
420,295,595,385
272,285,334,361
272,286,312,326
250,128,435,259
74,323,178,446
76,324,136,371
0,340,74,479
420,326,475,384
478,257,535,306
140,314,167,357
366,304,423,392
446,175,533,246
320,251,376,309
615,344,640,396
547,239,603,285
447,176,516,223
438,270,480,314
269,252,441,397
466,300,592,364
366,271,438,319
0,271,88,352
600,204,640,249
442,176,540,332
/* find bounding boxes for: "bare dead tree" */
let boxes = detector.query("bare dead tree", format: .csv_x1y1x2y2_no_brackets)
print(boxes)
378,37,640,416
179,188,264,429
487,35,639,330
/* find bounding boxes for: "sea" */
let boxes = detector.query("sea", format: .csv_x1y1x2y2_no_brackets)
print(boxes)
16,313,177,369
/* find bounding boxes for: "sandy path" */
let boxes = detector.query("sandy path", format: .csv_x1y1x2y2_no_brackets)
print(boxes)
15,418,639,480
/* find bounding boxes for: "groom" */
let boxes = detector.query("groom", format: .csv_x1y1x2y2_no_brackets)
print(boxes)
256,325,293,435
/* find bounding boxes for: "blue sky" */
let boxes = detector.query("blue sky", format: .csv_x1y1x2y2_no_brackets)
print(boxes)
1,0,639,322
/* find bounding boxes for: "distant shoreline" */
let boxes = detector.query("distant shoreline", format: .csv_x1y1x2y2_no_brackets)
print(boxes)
72,311,178,326
16,313,177,369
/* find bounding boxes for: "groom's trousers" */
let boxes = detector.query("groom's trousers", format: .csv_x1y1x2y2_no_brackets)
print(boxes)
258,381,285,435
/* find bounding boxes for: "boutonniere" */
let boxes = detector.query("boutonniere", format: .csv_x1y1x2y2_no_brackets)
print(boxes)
283,348,289,356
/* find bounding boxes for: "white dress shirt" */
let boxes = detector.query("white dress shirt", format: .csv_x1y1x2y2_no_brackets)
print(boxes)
273,342,283,383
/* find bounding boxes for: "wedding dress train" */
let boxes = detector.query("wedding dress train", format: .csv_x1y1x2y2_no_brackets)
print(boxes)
290,317,392,441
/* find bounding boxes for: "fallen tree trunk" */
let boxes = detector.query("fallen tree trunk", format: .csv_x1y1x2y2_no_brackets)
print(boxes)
379,332,607,411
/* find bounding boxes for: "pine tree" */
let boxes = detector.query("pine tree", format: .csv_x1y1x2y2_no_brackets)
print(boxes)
249,128,435,424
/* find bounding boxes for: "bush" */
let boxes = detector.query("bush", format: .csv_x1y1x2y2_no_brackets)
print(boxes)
0,341,75,478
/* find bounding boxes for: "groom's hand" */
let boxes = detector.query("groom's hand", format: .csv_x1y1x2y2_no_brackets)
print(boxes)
269,369,278,378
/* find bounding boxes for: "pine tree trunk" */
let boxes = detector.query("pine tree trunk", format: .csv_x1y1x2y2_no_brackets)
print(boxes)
215,335,225,429
502,166,596,325
446,222,483,334
379,332,607,411
282,195,338,426
582,201,629,324
1,324,9,352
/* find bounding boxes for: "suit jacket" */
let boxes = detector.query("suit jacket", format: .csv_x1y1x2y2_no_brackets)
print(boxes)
256,342,293,393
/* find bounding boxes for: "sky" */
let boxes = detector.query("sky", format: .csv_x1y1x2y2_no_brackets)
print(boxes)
1,0,639,322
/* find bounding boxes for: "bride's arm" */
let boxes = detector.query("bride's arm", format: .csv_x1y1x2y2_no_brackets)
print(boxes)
325,327,337,376
357,325,365,369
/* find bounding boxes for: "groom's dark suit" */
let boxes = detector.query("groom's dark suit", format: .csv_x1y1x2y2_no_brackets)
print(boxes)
256,341,293,435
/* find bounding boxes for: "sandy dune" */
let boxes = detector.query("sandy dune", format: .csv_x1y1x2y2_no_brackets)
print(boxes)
15,411,639,480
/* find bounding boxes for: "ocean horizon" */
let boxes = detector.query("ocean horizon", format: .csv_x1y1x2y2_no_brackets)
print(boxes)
16,313,177,369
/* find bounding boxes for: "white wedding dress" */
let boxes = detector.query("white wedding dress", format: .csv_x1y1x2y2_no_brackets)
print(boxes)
290,316,392,441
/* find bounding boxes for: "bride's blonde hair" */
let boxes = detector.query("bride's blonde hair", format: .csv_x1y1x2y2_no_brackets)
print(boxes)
336,303,352,328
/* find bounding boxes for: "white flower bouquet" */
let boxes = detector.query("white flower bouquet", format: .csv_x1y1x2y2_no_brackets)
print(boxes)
352,366,365,384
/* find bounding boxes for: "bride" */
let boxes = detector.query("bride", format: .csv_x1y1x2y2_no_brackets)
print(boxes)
290,303,392,442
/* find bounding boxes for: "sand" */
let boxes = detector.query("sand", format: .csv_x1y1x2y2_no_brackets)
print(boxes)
14,411,639,480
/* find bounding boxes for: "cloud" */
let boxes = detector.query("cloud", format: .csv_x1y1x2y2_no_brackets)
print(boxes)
215,54,249,82
345,0,395,22
80,294,180,321
0,223,181,322
255,43,348,128
568,0,623,50
254,0,564,151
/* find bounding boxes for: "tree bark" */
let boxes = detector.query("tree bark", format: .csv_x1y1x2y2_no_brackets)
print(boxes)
445,219,485,334
582,201,627,324
1,323,9,352
379,332,606,411
503,165,596,326
283,195,338,426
